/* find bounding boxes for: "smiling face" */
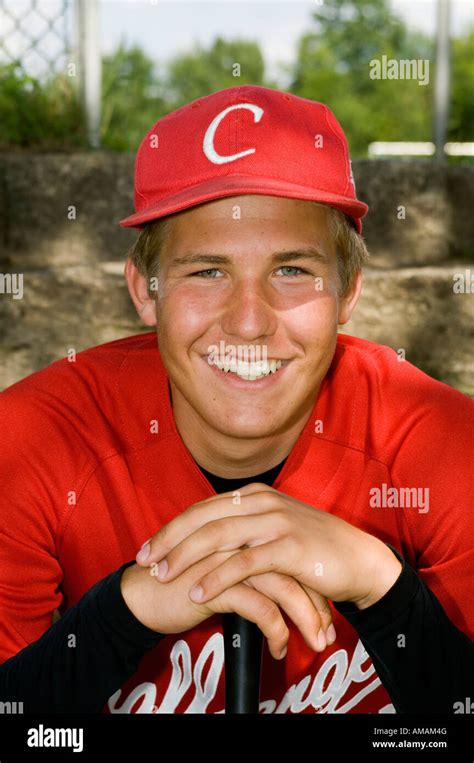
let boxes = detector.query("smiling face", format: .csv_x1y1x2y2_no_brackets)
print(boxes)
126,194,361,474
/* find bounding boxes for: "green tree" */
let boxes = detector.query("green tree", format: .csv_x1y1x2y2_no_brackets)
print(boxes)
289,0,434,155
163,36,271,110
101,42,168,150
0,63,85,150
449,30,474,141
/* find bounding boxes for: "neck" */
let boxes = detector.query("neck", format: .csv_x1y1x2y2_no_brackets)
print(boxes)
169,383,318,479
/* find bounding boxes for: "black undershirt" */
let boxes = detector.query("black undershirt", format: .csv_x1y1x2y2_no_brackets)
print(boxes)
198,457,287,494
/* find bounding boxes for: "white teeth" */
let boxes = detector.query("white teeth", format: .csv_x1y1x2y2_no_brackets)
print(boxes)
209,357,284,380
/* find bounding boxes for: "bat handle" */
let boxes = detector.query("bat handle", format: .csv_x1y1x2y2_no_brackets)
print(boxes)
222,613,264,714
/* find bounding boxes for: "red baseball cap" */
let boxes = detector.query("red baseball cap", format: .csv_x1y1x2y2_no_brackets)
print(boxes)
119,85,368,233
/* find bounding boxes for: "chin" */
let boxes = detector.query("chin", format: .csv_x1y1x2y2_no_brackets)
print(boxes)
202,407,283,439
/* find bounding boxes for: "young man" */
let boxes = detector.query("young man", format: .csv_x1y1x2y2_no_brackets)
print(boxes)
0,85,472,715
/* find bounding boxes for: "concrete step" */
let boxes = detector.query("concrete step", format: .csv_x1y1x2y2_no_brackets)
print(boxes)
343,265,473,395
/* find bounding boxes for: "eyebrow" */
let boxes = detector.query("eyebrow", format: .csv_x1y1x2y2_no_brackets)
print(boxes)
169,246,329,269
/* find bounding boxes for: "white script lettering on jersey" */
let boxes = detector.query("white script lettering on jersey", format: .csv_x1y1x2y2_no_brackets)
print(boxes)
107,635,395,714
203,103,264,165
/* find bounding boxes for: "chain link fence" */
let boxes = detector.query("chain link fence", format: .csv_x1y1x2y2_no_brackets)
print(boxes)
0,0,101,145
0,0,72,79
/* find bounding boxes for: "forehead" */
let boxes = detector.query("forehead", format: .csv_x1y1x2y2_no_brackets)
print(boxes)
161,195,334,252
171,194,330,222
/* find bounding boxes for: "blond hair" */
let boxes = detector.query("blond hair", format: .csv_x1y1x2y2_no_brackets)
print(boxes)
128,202,369,296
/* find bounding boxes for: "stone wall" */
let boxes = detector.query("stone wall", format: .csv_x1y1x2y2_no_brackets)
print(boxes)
0,153,472,393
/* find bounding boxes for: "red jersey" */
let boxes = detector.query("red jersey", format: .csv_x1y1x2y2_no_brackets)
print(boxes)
1,331,472,714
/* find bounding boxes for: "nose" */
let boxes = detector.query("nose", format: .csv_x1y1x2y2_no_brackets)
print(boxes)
220,279,278,341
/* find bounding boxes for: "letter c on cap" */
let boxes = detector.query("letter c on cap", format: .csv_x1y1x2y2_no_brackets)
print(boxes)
203,103,264,165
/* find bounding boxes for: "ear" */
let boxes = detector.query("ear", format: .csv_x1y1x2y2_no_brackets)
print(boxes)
337,270,362,326
124,257,157,326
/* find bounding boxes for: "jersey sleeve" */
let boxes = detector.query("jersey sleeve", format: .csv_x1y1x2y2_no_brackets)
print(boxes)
389,381,474,640
0,385,91,662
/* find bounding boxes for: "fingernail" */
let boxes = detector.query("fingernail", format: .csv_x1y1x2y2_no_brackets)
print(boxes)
326,624,336,644
317,629,327,651
189,584,204,602
279,646,287,660
136,540,151,563
156,559,168,580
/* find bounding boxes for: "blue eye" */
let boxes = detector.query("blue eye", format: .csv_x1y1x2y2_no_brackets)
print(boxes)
276,266,308,277
191,269,223,278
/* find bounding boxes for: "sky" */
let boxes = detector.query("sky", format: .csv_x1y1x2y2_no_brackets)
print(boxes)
0,0,472,82
99,0,474,84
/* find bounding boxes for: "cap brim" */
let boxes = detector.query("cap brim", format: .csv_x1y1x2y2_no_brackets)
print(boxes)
119,175,368,234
